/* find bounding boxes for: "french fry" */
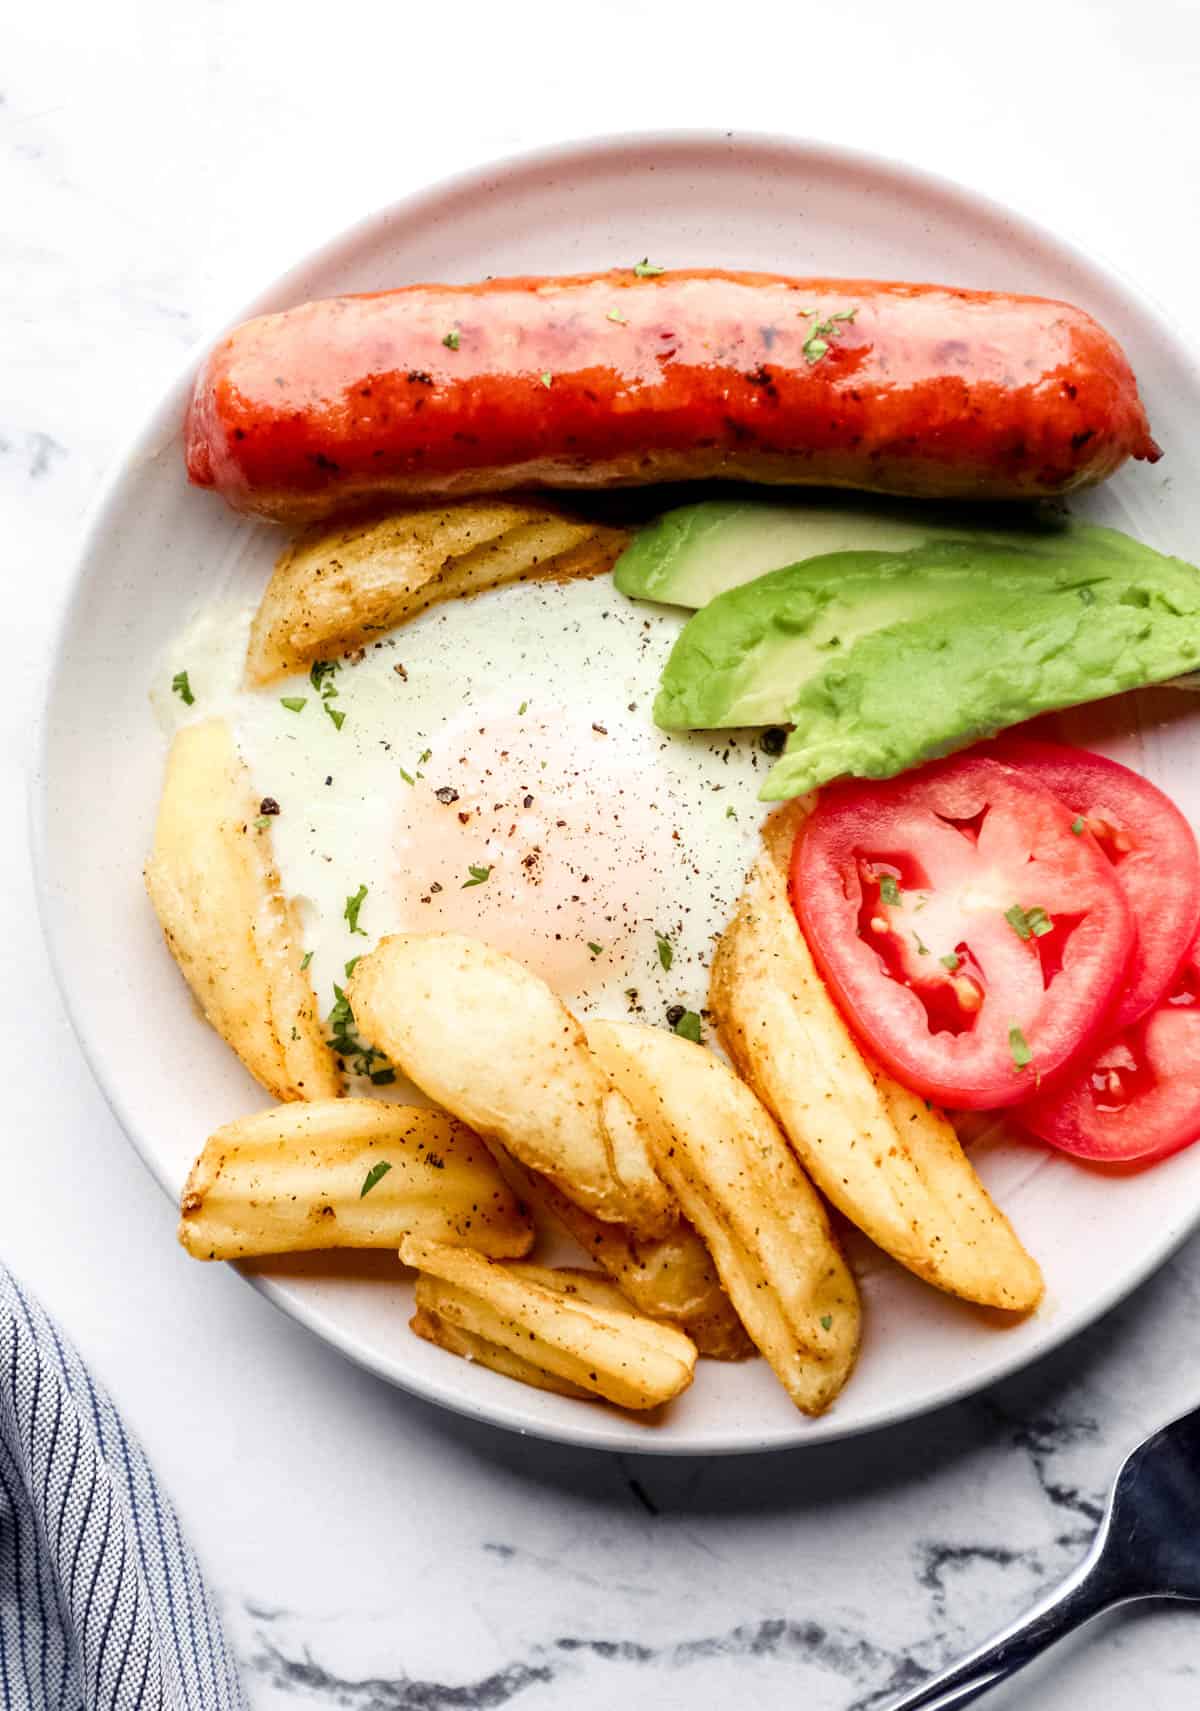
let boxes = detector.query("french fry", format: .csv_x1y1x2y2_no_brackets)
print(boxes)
400,1238,697,1410
245,501,628,684
709,805,1044,1313
586,1020,860,1414
178,1099,533,1261
489,1148,754,1361
349,934,674,1238
145,719,340,1102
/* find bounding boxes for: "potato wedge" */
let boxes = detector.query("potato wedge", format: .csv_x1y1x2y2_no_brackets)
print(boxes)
178,1099,532,1261
349,933,673,1238
400,1238,696,1410
245,501,629,684
490,1148,754,1360
709,805,1044,1312
586,1020,860,1414
412,1265,637,1400
145,719,340,1102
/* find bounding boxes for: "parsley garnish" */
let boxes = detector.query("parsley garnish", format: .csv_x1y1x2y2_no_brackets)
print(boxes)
344,884,368,935
309,659,339,693
802,306,858,365
280,696,306,713
1005,904,1053,941
1071,816,1086,836
462,864,491,888
327,984,392,1079
400,769,415,786
879,873,902,907
673,1010,702,1043
171,671,195,706
726,805,737,819
655,932,674,972
253,815,272,830
300,951,313,971
820,1314,833,1331
633,258,665,277
1009,1025,1033,1070
344,956,360,978
587,942,603,956
539,371,553,389
360,1160,393,1198
607,307,627,324
518,700,528,715
940,952,961,972
442,330,460,350
914,934,930,956
324,703,346,731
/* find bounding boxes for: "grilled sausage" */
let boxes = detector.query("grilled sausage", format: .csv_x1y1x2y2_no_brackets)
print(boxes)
185,269,1160,522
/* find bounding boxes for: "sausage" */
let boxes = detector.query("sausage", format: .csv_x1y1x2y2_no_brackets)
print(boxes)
185,269,1160,523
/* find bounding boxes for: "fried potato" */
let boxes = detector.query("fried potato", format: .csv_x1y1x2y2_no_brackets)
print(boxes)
490,1148,754,1360
586,1020,860,1414
145,719,340,1102
245,501,629,683
709,805,1044,1313
178,1099,532,1261
400,1238,696,1410
349,934,674,1238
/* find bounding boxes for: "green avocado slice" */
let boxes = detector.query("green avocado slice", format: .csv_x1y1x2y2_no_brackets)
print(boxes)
612,496,1075,608
650,529,1200,801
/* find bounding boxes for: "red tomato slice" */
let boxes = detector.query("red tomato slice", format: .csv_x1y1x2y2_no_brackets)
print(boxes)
791,754,1134,1110
1020,930,1200,1162
990,739,1200,1029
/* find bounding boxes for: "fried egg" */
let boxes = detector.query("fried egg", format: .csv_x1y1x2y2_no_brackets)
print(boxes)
153,572,772,1076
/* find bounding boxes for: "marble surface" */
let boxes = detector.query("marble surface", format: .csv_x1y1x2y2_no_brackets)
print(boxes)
7,2,1200,1705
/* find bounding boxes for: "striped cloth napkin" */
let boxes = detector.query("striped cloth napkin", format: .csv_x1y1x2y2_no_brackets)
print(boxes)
0,1264,244,1709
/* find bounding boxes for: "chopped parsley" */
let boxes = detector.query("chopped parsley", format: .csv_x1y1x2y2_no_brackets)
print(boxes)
399,769,415,786
940,951,961,972
518,700,528,715
673,1010,702,1043
360,1160,393,1198
418,748,432,766
462,864,491,888
802,306,857,365
344,956,360,978
820,1314,833,1331
726,805,737,819
913,933,930,956
879,873,902,907
587,942,603,957
171,670,195,706
539,371,553,388
327,984,392,1080
442,330,460,350
655,932,674,972
1009,1025,1033,1070
1005,903,1053,941
343,883,368,935
300,951,313,971
309,659,339,693
607,307,627,324
280,696,307,713
633,258,665,277
1071,815,1086,836
253,815,272,830
324,702,346,731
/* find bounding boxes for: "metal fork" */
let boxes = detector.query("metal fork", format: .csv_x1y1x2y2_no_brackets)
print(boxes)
882,1402,1200,1709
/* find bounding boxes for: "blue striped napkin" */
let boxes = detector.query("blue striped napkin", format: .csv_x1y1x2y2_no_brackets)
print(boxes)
0,1264,244,1709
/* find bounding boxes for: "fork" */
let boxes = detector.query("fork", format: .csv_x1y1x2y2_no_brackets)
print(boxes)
882,1402,1200,1709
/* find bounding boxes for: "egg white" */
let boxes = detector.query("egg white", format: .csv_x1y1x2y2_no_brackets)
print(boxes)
153,573,773,1078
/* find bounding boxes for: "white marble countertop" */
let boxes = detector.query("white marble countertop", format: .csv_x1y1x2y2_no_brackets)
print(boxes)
7,2,1200,1705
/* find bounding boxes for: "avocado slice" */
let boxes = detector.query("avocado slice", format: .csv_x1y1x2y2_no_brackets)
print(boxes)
612,496,1072,609
650,525,1200,801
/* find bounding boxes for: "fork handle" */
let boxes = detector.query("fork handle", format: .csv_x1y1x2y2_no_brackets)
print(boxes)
880,1547,1131,1711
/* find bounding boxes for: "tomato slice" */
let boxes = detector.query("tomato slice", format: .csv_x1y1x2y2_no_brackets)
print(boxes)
791,753,1134,1110
990,739,1200,1029
1020,930,1200,1162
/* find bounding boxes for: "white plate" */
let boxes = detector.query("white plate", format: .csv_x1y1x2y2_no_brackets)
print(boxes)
34,132,1200,1455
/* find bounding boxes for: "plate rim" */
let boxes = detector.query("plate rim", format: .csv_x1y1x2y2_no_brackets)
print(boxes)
31,126,1200,1456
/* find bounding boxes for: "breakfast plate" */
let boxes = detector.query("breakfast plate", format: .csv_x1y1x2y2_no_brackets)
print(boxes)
34,131,1200,1453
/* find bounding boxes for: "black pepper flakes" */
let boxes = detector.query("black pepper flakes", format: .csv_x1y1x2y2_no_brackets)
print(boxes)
760,726,788,756
665,1005,686,1026
258,797,280,817
435,787,460,805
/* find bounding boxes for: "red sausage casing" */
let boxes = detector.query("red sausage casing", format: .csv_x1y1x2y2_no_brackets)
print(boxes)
185,269,1159,522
